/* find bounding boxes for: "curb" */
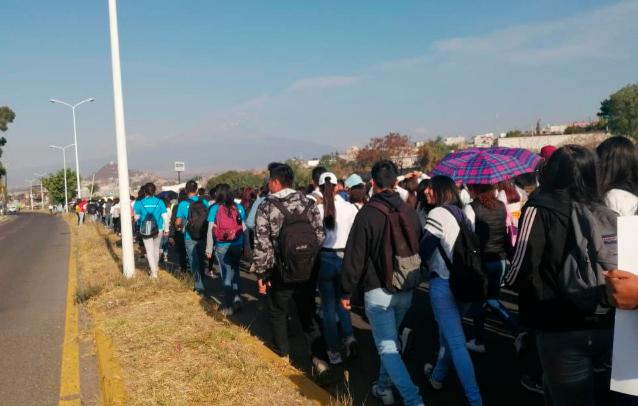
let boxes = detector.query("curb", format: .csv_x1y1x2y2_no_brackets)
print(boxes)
94,321,126,406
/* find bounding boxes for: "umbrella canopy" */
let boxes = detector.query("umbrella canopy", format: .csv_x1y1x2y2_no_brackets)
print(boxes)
432,148,537,185
469,146,542,170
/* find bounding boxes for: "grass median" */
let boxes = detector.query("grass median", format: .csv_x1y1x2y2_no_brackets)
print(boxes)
67,217,322,405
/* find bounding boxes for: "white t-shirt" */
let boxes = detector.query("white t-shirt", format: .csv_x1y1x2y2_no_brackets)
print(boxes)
424,207,460,279
605,189,638,217
317,193,359,249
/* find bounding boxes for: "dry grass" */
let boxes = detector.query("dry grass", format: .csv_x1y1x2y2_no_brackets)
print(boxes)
67,217,317,406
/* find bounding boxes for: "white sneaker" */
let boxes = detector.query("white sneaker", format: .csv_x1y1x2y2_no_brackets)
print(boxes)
312,356,329,376
327,350,343,365
344,336,358,359
371,382,395,405
466,339,486,353
424,363,443,390
220,307,233,317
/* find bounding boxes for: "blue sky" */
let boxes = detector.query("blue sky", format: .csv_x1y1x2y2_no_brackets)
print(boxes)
2,0,637,186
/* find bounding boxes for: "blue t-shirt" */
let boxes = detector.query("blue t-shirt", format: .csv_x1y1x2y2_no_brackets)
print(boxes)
134,197,167,232
176,196,209,241
208,203,246,247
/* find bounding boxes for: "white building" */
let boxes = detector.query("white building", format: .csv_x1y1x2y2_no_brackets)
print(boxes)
306,159,320,168
473,133,496,147
540,124,568,135
443,136,467,146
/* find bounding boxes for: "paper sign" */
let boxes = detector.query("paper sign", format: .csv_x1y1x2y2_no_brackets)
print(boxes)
611,216,638,396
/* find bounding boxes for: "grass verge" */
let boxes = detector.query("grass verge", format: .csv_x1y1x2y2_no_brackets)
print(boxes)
66,217,324,405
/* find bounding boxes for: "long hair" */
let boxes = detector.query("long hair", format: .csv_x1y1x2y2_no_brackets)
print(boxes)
214,184,235,208
468,184,499,209
430,176,462,208
541,145,601,204
498,179,520,204
321,176,336,230
416,179,432,212
596,136,638,196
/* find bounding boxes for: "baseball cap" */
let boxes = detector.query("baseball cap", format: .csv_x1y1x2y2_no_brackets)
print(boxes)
344,174,364,189
540,145,557,160
318,172,338,186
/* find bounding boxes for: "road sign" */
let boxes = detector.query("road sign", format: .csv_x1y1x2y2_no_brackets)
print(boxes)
174,161,185,172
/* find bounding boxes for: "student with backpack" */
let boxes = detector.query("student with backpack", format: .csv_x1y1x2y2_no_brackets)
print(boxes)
505,145,616,406
175,180,210,295
253,163,328,377
418,175,483,406
134,183,169,278
341,160,425,406
205,184,247,316
315,171,359,365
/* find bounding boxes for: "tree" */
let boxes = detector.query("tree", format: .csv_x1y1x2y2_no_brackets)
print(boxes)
505,129,526,138
535,119,542,136
284,159,311,188
0,106,16,178
42,169,78,204
603,83,638,140
415,137,452,172
206,170,264,191
356,132,415,171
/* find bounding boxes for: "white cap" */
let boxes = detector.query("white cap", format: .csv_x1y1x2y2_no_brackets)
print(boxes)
318,172,338,186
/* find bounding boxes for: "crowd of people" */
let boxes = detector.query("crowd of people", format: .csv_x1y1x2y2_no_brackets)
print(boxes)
77,137,638,406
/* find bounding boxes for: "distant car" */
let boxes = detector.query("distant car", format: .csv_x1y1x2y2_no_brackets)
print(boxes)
7,204,18,214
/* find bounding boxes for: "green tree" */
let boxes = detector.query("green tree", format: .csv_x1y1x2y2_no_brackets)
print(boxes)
206,170,264,191
415,137,452,172
603,83,638,140
42,169,78,204
0,106,16,178
284,159,311,187
505,129,526,138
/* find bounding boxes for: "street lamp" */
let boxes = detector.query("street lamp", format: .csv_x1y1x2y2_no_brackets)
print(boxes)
25,179,35,210
49,97,95,199
34,172,46,209
49,143,75,212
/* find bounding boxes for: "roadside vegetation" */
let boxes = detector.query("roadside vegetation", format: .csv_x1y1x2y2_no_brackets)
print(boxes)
66,216,320,405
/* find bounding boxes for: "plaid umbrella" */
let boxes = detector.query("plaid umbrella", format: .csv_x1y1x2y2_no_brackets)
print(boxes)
432,149,537,185
469,147,542,170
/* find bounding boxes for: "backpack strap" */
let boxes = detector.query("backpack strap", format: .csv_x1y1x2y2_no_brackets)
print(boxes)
368,200,391,215
269,198,292,218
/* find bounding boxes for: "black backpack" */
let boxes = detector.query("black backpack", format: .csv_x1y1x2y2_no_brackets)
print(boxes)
270,199,321,284
369,200,422,292
437,206,487,302
186,199,208,240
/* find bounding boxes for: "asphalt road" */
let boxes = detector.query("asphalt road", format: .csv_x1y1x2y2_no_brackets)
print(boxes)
0,213,70,406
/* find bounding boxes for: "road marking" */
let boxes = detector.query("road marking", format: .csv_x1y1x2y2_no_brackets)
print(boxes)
58,228,80,406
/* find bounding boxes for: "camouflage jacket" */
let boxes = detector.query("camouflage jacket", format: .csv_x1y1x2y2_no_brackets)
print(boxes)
253,189,325,279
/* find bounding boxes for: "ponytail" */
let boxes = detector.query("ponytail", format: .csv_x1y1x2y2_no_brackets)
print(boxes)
321,177,336,230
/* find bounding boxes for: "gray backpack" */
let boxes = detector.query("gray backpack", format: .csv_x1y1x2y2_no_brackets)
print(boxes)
559,202,617,314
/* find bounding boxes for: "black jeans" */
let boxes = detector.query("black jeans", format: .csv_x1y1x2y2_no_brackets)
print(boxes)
537,328,613,406
267,277,322,359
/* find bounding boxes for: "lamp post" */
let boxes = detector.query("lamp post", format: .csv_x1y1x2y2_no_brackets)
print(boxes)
34,173,46,209
49,143,74,212
49,97,95,199
26,179,34,210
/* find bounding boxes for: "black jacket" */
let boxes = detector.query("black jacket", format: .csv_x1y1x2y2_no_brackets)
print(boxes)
505,190,612,331
341,191,422,297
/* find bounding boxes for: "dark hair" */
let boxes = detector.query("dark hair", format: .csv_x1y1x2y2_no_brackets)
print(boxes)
371,160,398,189
143,182,156,197
541,145,601,204
468,184,499,209
241,187,257,212
430,176,461,208
498,179,520,204
185,180,198,194
596,136,638,196
208,186,218,199
197,187,207,196
320,176,336,230
349,184,368,205
402,177,418,208
269,163,294,187
312,166,327,185
215,184,234,207
416,179,433,212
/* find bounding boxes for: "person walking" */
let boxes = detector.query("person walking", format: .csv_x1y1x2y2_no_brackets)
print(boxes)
314,171,358,365
505,145,615,406
341,160,425,406
134,183,169,278
464,184,518,353
206,184,247,316
419,175,483,406
596,136,638,217
175,180,210,295
253,163,328,376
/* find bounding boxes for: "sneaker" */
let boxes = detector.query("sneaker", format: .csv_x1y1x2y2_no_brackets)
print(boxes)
232,296,243,312
344,336,358,359
371,382,395,405
312,356,330,377
424,363,443,390
466,339,486,353
327,350,343,365
520,375,544,395
220,307,233,317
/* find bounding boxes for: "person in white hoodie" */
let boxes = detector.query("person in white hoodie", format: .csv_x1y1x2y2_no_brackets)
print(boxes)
596,136,638,216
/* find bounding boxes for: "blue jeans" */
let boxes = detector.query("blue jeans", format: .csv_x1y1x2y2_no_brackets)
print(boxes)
184,239,205,293
536,329,612,406
318,251,354,351
364,288,422,406
469,259,518,344
215,244,242,308
430,277,482,406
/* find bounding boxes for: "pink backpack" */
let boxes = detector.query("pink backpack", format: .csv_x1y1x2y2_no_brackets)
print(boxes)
214,205,243,242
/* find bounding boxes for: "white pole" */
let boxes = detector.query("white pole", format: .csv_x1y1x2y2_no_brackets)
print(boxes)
90,172,96,198
63,150,68,212
108,0,135,278
71,107,82,198
40,179,44,209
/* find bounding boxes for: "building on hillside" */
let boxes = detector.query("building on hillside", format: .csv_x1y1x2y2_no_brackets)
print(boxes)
339,146,360,162
497,132,609,151
540,124,568,135
443,136,467,146
473,133,496,147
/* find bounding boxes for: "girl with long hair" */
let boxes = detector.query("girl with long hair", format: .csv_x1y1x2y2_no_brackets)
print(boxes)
597,136,638,216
